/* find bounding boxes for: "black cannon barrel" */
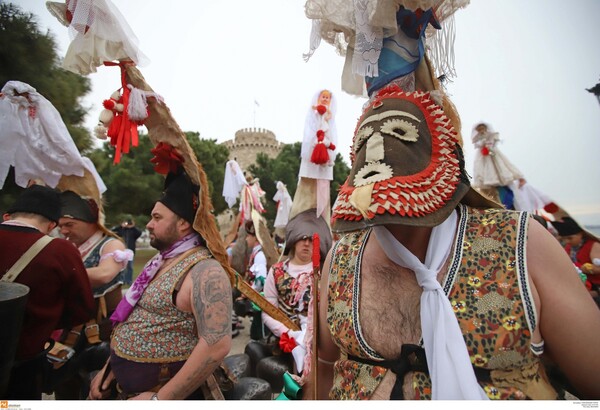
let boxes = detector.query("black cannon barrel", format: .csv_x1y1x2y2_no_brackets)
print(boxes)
0,282,30,397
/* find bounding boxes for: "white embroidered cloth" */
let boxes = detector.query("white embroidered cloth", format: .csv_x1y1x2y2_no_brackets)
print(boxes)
373,211,489,400
0,81,86,189
57,0,149,75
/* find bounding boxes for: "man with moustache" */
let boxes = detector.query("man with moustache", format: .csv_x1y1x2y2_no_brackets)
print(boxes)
88,170,232,400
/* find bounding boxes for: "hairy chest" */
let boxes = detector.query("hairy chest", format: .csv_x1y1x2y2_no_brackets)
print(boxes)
357,255,447,359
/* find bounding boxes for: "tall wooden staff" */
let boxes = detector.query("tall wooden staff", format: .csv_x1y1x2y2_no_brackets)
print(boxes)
311,233,321,400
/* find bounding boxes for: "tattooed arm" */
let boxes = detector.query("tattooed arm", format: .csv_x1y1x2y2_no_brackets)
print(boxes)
132,258,232,400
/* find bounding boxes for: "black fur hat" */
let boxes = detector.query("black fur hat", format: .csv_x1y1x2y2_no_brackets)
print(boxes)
7,185,61,223
158,170,199,224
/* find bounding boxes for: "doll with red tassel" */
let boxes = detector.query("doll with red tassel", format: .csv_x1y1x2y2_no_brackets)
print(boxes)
298,89,338,219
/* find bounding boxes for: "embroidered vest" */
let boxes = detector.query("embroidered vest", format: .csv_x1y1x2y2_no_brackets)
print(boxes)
327,205,557,400
111,248,212,363
272,260,311,327
84,236,124,298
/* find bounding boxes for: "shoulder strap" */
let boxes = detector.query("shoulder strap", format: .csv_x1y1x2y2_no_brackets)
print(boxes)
1,235,54,283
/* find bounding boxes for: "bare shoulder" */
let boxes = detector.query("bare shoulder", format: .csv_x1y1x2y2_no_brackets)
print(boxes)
187,258,232,345
526,218,573,283
102,237,126,253
526,216,600,331
527,220,600,398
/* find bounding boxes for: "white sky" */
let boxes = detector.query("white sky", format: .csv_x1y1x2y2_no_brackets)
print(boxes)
13,0,600,225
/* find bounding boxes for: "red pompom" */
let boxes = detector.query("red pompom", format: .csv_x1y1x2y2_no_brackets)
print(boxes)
543,202,559,214
316,129,325,141
328,143,336,151
150,142,185,175
481,146,490,156
279,332,297,353
103,99,116,110
316,104,327,115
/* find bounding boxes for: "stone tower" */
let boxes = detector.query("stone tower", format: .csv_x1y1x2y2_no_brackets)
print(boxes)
222,128,283,171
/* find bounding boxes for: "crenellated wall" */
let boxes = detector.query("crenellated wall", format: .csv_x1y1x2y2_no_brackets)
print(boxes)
222,127,283,171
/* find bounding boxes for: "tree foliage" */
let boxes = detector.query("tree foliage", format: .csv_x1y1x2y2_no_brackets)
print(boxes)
0,2,93,153
0,3,92,212
184,132,230,215
247,142,350,228
91,132,230,227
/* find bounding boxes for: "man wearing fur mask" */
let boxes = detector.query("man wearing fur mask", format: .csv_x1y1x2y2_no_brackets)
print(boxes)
304,1,600,401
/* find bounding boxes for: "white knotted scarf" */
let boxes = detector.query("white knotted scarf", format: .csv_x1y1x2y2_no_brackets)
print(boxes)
373,211,489,400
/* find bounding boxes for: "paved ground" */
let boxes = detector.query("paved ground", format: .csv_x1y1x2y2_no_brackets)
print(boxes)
229,315,252,356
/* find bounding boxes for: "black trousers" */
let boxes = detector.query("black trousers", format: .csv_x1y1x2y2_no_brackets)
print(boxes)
5,355,45,400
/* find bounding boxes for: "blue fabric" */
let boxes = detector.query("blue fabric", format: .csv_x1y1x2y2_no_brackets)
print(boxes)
497,186,515,210
366,7,440,96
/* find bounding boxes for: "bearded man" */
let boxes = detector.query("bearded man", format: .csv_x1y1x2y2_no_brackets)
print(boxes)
89,170,232,400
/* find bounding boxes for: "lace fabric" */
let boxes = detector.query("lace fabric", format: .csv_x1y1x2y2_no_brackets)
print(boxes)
61,0,149,75
304,0,470,95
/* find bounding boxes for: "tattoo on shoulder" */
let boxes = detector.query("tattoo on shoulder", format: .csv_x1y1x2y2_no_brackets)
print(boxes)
191,261,232,346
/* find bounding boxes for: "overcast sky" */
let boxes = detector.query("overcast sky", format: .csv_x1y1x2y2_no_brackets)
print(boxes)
13,0,600,225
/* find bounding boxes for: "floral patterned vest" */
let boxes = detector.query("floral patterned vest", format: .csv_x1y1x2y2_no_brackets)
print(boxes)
112,248,212,362
327,205,557,400
272,260,311,327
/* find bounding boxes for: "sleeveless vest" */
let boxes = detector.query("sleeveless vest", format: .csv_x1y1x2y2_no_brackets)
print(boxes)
111,248,212,362
272,260,311,327
327,205,557,400
84,236,124,298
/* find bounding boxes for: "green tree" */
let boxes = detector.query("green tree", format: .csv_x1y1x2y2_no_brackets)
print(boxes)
0,3,92,211
331,152,351,205
0,3,93,153
90,132,230,227
93,134,164,227
248,142,350,228
184,132,230,215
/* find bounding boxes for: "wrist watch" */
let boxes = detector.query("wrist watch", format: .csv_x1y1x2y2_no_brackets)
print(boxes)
151,393,159,400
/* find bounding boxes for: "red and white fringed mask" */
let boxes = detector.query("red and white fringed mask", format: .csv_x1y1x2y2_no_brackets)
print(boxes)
332,86,470,232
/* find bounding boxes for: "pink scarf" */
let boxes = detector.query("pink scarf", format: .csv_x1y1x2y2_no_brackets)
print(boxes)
110,233,202,324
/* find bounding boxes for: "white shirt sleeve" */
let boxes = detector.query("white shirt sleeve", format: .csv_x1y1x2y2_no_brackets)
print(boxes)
250,250,267,291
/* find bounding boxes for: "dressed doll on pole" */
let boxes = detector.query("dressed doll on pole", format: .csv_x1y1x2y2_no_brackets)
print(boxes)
297,89,338,221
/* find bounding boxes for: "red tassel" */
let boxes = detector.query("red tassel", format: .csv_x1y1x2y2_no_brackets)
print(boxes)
102,62,141,164
107,115,122,143
316,130,325,140
311,143,329,165
312,233,320,269
328,143,336,151
481,147,490,156
316,104,327,115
